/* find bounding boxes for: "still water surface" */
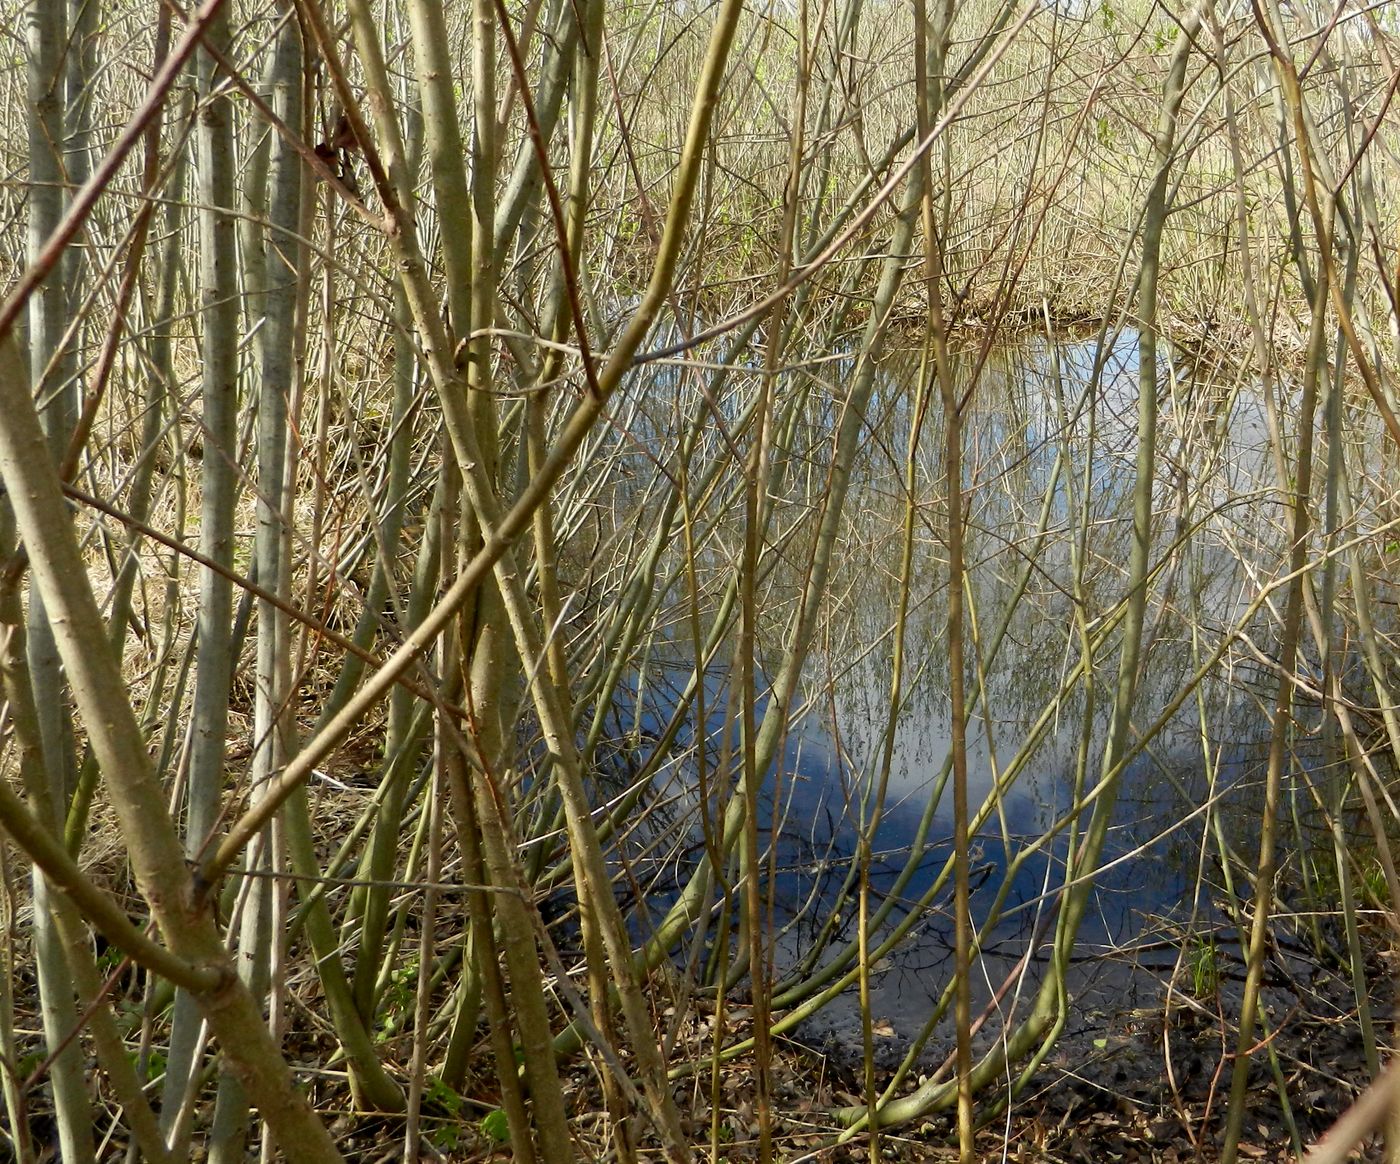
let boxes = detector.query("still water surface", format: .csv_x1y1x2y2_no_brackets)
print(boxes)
607,326,1379,1058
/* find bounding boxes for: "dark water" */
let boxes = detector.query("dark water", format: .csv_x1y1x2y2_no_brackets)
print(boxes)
601,326,1378,1063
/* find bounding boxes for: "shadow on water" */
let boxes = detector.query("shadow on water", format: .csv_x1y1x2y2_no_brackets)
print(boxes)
596,326,1386,1066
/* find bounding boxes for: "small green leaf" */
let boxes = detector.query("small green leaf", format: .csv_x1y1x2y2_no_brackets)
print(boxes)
430,1125,460,1151
425,1075,461,1116
480,1109,510,1144
1093,1038,1107,1050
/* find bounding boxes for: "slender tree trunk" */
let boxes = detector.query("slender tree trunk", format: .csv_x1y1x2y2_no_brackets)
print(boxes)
23,3,93,1158
210,9,306,1157
164,6,243,1137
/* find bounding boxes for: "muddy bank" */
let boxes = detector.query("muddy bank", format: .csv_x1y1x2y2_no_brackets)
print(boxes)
782,914,1392,1161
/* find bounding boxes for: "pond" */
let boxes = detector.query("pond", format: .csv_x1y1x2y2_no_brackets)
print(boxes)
594,324,1389,1067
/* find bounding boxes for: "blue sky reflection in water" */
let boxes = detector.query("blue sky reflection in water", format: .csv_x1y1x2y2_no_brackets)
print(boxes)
602,326,1365,1059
